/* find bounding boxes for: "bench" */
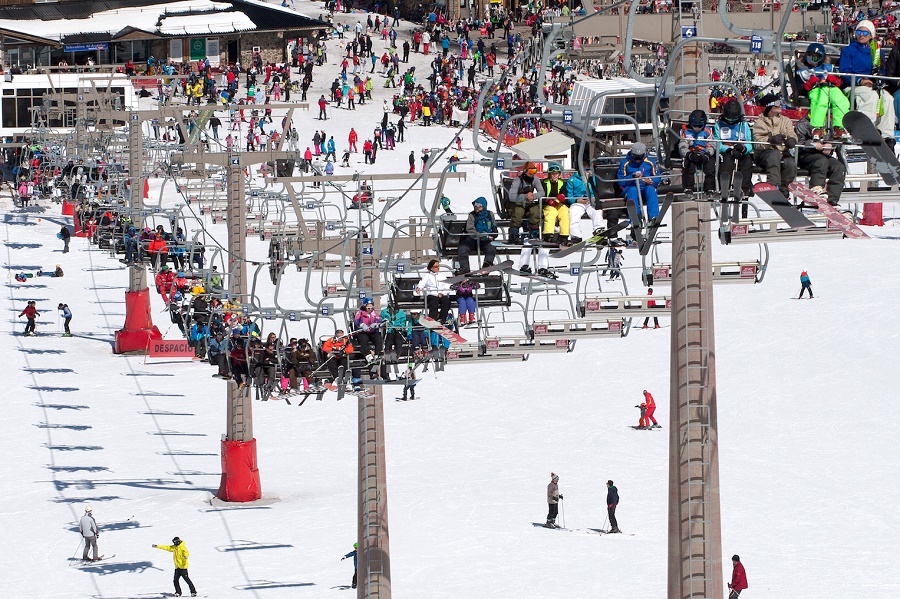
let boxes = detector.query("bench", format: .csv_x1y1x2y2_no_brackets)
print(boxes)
444,342,527,364
390,274,510,310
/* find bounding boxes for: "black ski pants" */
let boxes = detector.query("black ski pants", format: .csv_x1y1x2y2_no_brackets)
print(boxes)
547,502,558,522
682,155,716,193
174,568,196,595
718,153,753,198
608,505,618,530
426,295,451,322
798,152,846,204
24,318,35,335
457,237,496,274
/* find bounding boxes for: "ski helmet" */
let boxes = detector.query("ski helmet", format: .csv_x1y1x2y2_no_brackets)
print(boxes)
629,142,647,160
805,43,826,66
354,542,359,549
172,537,182,545
547,162,562,173
688,109,707,130
720,100,743,125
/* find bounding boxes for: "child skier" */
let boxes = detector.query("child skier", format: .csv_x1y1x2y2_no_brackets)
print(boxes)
341,542,358,589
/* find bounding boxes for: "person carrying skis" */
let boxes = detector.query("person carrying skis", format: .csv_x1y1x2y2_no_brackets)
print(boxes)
679,109,716,195
342,542,359,589
457,196,497,275
545,473,562,528
728,554,748,598
799,270,813,299
19,300,39,336
643,389,659,428
796,42,850,139
606,479,620,533
617,142,661,226
153,537,197,597
58,303,72,336
80,505,99,561
713,99,754,202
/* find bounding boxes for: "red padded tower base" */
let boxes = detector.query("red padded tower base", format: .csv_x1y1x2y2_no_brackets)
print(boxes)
218,438,262,502
861,203,884,226
114,288,162,354
62,200,75,216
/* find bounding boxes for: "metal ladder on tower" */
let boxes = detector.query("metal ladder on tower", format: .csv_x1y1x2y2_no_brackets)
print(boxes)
672,0,708,114
360,397,386,597
674,206,716,598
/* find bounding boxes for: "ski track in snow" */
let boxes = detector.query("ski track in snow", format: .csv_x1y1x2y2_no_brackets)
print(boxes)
3,4,900,596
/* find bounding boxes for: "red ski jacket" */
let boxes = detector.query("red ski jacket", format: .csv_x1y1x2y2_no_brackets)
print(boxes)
731,561,748,591
644,391,655,409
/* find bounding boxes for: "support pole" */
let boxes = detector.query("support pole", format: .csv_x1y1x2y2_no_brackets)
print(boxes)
358,236,391,598
218,153,262,502
114,111,161,353
668,201,723,599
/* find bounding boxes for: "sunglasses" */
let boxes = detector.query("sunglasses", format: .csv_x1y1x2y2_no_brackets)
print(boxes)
855,29,871,36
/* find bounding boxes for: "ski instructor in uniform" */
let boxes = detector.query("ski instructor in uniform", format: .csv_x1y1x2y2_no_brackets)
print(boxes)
80,505,99,561
606,480,621,533
545,473,562,528
153,536,198,597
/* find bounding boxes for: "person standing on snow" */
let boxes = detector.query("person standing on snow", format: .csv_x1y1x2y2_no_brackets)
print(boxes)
19,300,39,336
80,505,100,561
799,270,813,299
153,536,197,597
606,479,621,533
728,554,748,598
341,542,358,589
60,224,71,253
643,389,659,429
58,303,72,337
545,473,562,528
641,288,659,329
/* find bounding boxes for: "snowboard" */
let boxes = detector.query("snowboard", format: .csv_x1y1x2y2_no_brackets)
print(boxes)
420,316,467,344
842,110,900,185
551,221,630,259
787,182,869,239
752,183,815,229
444,259,513,284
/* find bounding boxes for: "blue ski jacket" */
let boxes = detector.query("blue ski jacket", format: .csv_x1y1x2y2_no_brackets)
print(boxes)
565,171,587,201
713,120,753,155
617,157,661,192
839,40,875,86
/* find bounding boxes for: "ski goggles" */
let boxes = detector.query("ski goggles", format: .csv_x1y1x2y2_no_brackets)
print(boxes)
855,29,871,36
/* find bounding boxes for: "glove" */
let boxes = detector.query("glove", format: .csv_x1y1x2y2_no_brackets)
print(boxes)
770,134,785,146
729,147,745,159
558,494,563,500
152,544,157,548
785,137,796,149
688,152,708,165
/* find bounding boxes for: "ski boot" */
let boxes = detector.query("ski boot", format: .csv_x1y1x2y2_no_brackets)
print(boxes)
541,232,558,244
537,268,558,280
544,518,558,529
569,236,582,245
519,264,532,274
650,423,662,429
506,227,521,245
609,527,621,534
811,127,822,141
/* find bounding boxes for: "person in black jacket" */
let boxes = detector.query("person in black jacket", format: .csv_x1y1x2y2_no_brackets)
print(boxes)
253,342,279,392
60,224,71,253
606,479,621,533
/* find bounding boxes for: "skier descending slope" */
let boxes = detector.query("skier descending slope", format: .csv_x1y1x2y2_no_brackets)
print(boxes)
728,554,749,598
544,473,562,528
606,480,621,533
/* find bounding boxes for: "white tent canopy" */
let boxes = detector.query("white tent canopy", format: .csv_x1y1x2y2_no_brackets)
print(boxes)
509,131,574,168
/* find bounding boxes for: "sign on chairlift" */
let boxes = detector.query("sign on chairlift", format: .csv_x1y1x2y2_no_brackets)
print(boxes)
570,264,581,276
242,306,249,315
230,157,240,165
750,35,763,54
326,222,336,231
288,312,297,321
358,288,370,300
263,309,274,320
321,303,332,316
306,201,315,209
496,158,505,169
681,26,697,38
563,109,573,124
362,246,374,255
396,262,406,273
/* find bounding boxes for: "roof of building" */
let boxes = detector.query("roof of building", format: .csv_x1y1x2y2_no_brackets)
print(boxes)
0,0,327,42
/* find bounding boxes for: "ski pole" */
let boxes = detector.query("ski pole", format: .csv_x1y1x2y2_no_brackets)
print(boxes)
602,514,608,533
72,537,84,560
559,497,565,529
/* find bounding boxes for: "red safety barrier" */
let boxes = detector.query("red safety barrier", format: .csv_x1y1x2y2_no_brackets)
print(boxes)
72,208,88,238
861,203,884,226
62,200,75,216
114,288,162,354
218,438,262,502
